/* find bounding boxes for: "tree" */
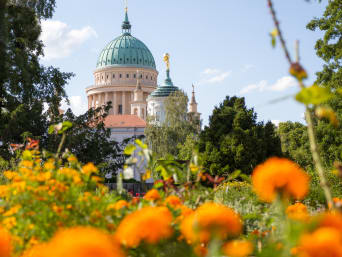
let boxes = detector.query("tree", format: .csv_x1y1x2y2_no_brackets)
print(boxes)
0,1,124,175
307,0,342,90
198,96,282,176
145,91,200,159
306,1,342,167
278,121,312,169
0,1,73,159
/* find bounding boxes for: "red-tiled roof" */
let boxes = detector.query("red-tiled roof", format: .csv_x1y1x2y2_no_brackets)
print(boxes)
104,115,146,128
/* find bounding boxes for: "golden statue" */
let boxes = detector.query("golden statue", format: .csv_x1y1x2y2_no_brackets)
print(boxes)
163,53,170,70
124,0,128,12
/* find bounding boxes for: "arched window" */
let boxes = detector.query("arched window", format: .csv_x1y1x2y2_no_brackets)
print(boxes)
126,74,129,78
134,108,138,115
119,74,122,78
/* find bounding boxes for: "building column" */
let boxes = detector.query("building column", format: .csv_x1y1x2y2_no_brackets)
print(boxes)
104,92,109,106
122,91,126,114
94,94,98,108
113,92,117,115
88,95,91,109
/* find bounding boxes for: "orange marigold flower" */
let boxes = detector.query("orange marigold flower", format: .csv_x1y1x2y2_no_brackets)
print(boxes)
194,244,208,257
165,195,182,208
319,212,342,231
114,200,129,210
180,202,242,244
0,227,12,257
286,203,309,221
144,189,161,201
222,240,253,257
3,205,21,217
67,155,78,163
115,206,173,247
81,163,98,175
298,227,342,257
252,157,309,202
48,227,125,257
21,243,49,257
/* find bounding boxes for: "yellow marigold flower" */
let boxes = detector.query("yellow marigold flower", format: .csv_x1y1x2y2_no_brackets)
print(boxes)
0,227,12,257
3,205,21,217
81,163,98,175
2,217,16,230
144,189,161,201
36,172,52,182
3,171,18,180
115,206,173,247
165,195,182,208
286,203,309,221
222,240,253,257
298,227,342,257
48,227,125,257
252,157,309,202
67,155,78,163
107,201,129,211
180,202,242,244
0,186,9,198
20,160,33,168
114,200,129,210
44,162,55,170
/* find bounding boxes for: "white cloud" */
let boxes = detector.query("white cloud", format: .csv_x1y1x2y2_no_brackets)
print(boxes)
202,68,220,75
239,80,267,94
61,96,88,116
239,76,297,94
40,20,97,60
199,69,232,85
269,76,297,91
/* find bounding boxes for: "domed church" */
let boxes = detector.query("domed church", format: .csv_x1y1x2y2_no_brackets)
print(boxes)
86,6,200,142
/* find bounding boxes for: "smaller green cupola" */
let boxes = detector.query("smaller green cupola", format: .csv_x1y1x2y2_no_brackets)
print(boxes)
150,53,179,97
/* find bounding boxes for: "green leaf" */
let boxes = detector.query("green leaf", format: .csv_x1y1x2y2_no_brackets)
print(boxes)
135,139,147,149
228,170,241,181
240,174,251,183
154,181,164,189
60,121,73,134
271,36,276,48
295,85,334,105
48,125,55,135
124,144,136,156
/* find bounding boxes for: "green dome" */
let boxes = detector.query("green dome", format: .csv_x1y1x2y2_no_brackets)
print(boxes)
96,11,156,70
150,70,179,97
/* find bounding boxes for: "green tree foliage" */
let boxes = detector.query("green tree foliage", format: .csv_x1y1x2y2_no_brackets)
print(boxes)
278,121,312,169
315,97,342,167
0,1,73,156
0,1,123,174
145,91,200,159
46,104,125,176
307,0,342,89
198,96,282,176
306,0,342,167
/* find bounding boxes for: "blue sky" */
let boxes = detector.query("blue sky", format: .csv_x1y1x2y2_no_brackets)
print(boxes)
40,0,327,126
